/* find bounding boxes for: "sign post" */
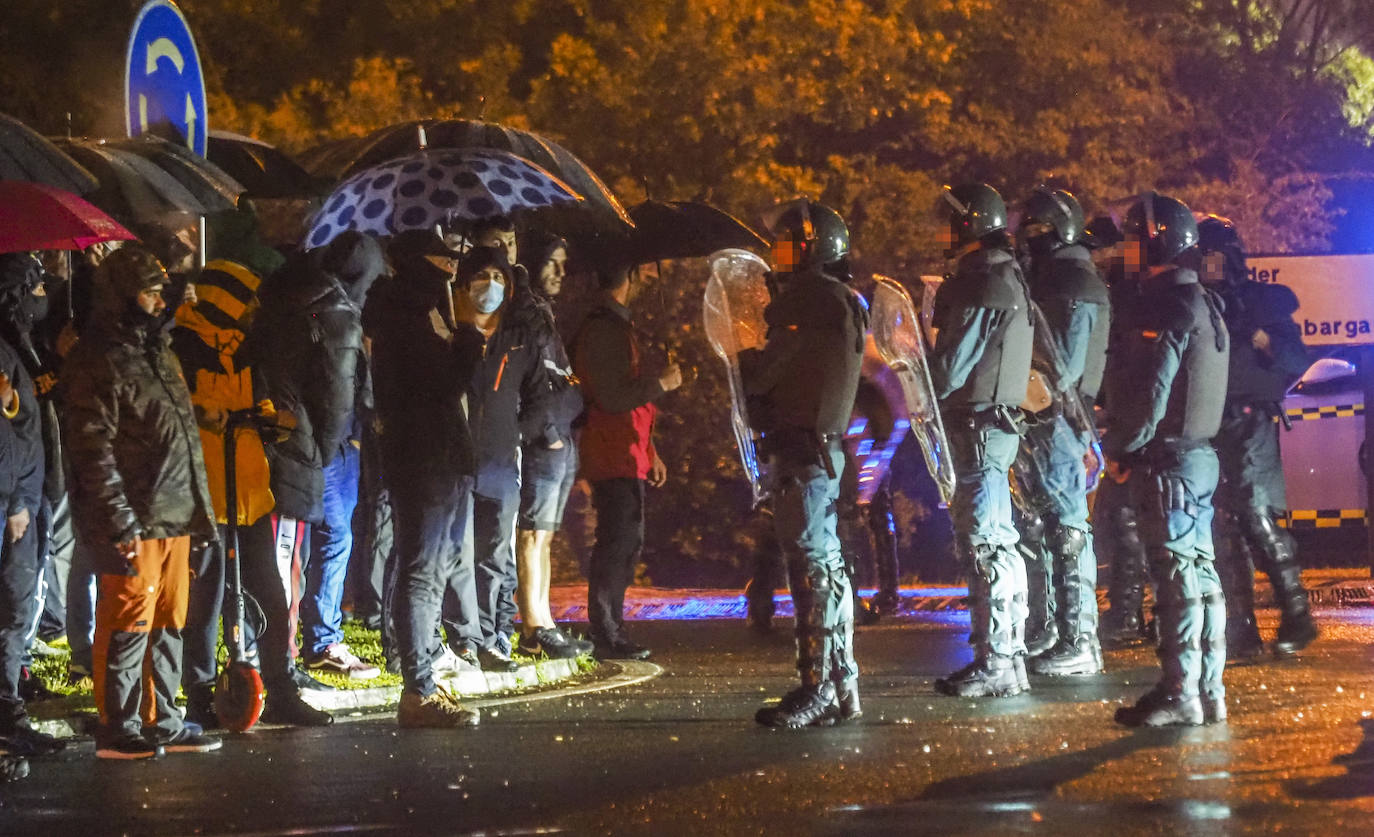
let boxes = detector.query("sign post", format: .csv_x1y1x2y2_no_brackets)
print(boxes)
124,0,208,157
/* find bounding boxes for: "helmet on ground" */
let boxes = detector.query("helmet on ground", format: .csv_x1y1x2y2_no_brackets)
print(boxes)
1019,187,1085,247
760,198,849,273
1122,192,1199,267
938,183,1008,249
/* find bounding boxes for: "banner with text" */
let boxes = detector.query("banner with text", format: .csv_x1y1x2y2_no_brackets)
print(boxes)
1248,254,1374,346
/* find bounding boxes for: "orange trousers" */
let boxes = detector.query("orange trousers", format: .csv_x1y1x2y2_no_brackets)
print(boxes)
92,536,190,741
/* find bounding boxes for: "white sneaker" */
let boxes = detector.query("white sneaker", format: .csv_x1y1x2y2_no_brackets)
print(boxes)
306,643,381,680
431,645,480,679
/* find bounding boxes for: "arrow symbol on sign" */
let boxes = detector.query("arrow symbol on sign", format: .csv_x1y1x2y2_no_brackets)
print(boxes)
145,37,185,74
184,93,197,152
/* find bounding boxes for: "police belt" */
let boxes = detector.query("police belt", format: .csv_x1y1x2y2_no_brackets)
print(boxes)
1142,435,1212,457
944,404,1024,435
760,427,843,476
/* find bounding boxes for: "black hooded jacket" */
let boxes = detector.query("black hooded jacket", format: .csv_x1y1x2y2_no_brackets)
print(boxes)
61,299,215,571
0,252,62,500
239,240,374,524
363,251,484,499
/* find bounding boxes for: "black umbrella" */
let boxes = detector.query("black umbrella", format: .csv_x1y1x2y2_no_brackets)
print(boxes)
207,130,326,199
625,200,765,262
304,119,632,227
106,135,243,213
53,138,226,230
0,113,97,194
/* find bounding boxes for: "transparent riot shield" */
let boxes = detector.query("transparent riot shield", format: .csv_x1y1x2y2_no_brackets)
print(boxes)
870,275,957,505
1012,302,1106,518
703,249,771,505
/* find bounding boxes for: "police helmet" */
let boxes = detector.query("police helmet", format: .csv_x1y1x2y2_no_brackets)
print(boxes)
1196,213,1247,284
1019,187,1085,247
760,198,850,273
938,183,1008,250
1122,192,1199,266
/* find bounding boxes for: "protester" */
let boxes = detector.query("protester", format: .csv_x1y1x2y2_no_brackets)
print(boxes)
61,245,221,758
511,232,591,658
364,229,483,727
572,262,682,661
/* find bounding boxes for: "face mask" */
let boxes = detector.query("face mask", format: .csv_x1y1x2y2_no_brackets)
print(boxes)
468,279,505,314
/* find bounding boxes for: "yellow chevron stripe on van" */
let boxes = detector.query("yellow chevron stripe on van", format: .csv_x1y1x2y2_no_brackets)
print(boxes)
1283,404,1364,421
1280,509,1366,528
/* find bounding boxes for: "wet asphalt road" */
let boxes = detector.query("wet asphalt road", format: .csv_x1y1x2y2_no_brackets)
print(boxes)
4,608,1374,836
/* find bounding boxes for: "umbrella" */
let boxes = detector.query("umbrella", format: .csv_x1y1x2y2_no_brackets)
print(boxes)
107,135,243,212
305,148,582,249
305,119,632,226
0,113,98,195
207,130,325,199
0,180,136,253
623,200,765,263
52,138,228,230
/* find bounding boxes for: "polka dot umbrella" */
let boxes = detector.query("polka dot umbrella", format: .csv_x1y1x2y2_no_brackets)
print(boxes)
304,148,582,250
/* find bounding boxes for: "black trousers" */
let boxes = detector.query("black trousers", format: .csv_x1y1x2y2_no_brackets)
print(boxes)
587,478,645,644
0,520,40,727
181,534,225,692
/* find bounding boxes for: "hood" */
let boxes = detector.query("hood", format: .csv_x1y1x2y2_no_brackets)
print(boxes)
320,231,386,305
206,205,287,279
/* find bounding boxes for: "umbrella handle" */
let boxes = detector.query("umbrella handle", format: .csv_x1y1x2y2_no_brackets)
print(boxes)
198,215,207,269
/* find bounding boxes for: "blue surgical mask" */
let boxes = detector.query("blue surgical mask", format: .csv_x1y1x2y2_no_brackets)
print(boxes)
469,279,505,314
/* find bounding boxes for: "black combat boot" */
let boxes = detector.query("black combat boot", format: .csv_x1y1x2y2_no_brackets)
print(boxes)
1032,528,1103,676
1115,686,1204,727
936,654,1021,698
1101,490,1150,648
756,682,841,728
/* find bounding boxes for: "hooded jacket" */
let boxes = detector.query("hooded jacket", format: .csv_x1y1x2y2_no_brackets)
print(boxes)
239,242,373,524
363,249,483,498
0,252,62,501
61,273,215,571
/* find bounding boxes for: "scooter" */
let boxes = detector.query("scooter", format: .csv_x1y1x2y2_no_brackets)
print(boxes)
213,402,292,732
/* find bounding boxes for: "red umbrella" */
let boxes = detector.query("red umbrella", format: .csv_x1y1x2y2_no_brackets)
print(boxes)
0,179,136,253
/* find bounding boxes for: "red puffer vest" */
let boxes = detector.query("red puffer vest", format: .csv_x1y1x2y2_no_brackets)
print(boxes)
574,307,657,481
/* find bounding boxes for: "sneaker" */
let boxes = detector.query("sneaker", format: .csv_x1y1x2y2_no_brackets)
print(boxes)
0,755,28,782
0,719,66,756
96,734,164,760
755,683,841,728
1028,636,1103,677
934,657,1021,698
558,628,596,656
593,637,652,661
453,645,482,669
476,646,519,673
1114,688,1204,727
261,690,334,727
162,725,222,753
397,688,480,729
307,643,381,680
520,627,582,660
835,677,862,722
66,662,92,690
289,665,337,692
432,645,480,678
28,638,65,659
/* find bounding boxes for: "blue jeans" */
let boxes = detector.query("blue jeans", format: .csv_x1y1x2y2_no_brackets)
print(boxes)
303,445,362,657
66,534,98,676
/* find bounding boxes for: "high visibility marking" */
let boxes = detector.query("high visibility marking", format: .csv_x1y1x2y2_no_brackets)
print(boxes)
1280,509,1366,528
1283,403,1364,422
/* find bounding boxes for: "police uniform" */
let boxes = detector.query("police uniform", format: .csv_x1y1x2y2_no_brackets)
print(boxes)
1022,242,1110,675
1213,277,1314,656
930,243,1035,697
743,200,868,727
1106,264,1229,726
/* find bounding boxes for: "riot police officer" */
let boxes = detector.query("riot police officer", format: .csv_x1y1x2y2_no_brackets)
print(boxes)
929,183,1035,698
1016,188,1111,676
741,199,868,727
1106,193,1230,727
1198,216,1316,659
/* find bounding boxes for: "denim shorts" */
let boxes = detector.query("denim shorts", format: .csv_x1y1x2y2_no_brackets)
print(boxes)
519,440,576,531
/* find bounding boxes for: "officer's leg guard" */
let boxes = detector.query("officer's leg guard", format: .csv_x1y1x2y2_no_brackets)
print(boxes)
868,486,902,614
1014,504,1056,657
756,556,842,728
1198,557,1227,724
1030,526,1103,676
1116,547,1204,727
1214,508,1263,659
825,561,861,721
1239,508,1316,655
1100,491,1150,647
937,544,1021,698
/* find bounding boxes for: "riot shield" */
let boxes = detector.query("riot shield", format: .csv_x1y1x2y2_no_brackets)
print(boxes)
703,248,771,505
870,275,957,505
1011,302,1106,518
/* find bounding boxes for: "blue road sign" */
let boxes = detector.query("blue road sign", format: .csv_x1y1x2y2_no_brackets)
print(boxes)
125,0,208,157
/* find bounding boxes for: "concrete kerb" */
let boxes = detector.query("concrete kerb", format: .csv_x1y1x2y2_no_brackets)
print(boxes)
28,655,655,740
